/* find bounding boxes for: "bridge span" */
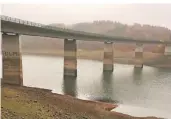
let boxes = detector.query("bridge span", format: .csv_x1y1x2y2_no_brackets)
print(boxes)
1,15,171,86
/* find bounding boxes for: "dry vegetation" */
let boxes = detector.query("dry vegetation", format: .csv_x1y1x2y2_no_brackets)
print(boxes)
1,84,163,119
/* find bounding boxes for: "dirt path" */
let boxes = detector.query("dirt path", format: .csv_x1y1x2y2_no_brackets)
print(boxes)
1,84,163,119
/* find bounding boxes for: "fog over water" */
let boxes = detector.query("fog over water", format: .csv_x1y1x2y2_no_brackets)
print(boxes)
1,3,171,118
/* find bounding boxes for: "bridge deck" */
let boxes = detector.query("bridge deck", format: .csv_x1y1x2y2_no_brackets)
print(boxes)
1,15,171,44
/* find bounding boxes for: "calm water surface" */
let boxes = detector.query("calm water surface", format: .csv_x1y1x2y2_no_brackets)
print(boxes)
1,55,171,117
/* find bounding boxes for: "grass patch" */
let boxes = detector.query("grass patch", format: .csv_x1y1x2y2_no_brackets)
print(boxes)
2,87,53,119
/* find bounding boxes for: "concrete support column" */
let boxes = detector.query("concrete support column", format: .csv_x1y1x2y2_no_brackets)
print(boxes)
64,39,77,77
103,41,113,72
1,33,23,85
164,44,171,56
135,43,143,68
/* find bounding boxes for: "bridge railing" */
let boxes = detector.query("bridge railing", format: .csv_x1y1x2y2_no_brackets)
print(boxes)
0,15,42,27
0,15,112,38
1,15,171,44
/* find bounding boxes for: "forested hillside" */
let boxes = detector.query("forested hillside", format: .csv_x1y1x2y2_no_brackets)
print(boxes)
21,20,171,53
71,21,171,41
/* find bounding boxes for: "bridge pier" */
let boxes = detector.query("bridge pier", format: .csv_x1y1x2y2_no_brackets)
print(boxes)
134,43,143,68
103,41,114,72
164,44,171,56
64,39,77,77
1,33,23,85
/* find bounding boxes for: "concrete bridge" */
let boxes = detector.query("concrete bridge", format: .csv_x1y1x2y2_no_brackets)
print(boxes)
1,15,171,86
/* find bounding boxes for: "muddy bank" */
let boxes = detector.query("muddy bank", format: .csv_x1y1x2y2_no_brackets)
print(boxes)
22,51,171,68
1,84,163,119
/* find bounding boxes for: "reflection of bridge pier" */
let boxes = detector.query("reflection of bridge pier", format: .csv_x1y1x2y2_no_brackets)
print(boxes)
1,33,23,85
134,43,143,68
99,72,116,103
133,67,143,81
63,76,77,97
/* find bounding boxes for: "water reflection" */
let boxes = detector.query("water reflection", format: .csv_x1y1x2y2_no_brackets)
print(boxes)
62,76,77,97
100,72,116,103
22,55,171,113
132,67,143,85
101,71,113,96
88,71,118,103
156,67,171,73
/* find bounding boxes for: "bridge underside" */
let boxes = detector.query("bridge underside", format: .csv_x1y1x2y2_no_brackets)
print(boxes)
1,33,171,86
1,33,23,85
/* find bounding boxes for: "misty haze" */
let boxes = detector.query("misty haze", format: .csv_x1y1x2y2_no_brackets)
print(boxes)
1,3,171,119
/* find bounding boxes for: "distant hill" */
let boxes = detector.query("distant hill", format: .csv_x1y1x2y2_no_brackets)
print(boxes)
50,20,171,40
21,20,171,53
71,21,171,41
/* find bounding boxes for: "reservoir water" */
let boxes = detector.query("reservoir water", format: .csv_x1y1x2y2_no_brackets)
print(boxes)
1,55,171,118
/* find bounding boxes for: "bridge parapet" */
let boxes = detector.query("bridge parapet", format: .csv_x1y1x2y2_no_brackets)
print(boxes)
2,15,171,44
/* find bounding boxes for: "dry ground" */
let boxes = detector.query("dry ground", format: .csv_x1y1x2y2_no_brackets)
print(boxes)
1,84,163,119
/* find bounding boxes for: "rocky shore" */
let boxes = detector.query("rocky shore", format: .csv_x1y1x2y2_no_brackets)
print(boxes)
1,84,163,119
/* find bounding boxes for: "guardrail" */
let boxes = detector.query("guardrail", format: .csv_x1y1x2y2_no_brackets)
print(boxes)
0,15,108,38
1,15,171,44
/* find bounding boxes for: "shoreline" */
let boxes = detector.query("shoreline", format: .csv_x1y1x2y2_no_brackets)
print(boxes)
22,52,171,68
2,84,162,119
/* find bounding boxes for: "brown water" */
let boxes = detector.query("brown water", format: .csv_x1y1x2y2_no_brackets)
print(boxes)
1,54,171,117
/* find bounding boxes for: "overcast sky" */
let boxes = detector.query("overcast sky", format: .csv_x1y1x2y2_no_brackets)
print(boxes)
1,4,171,29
